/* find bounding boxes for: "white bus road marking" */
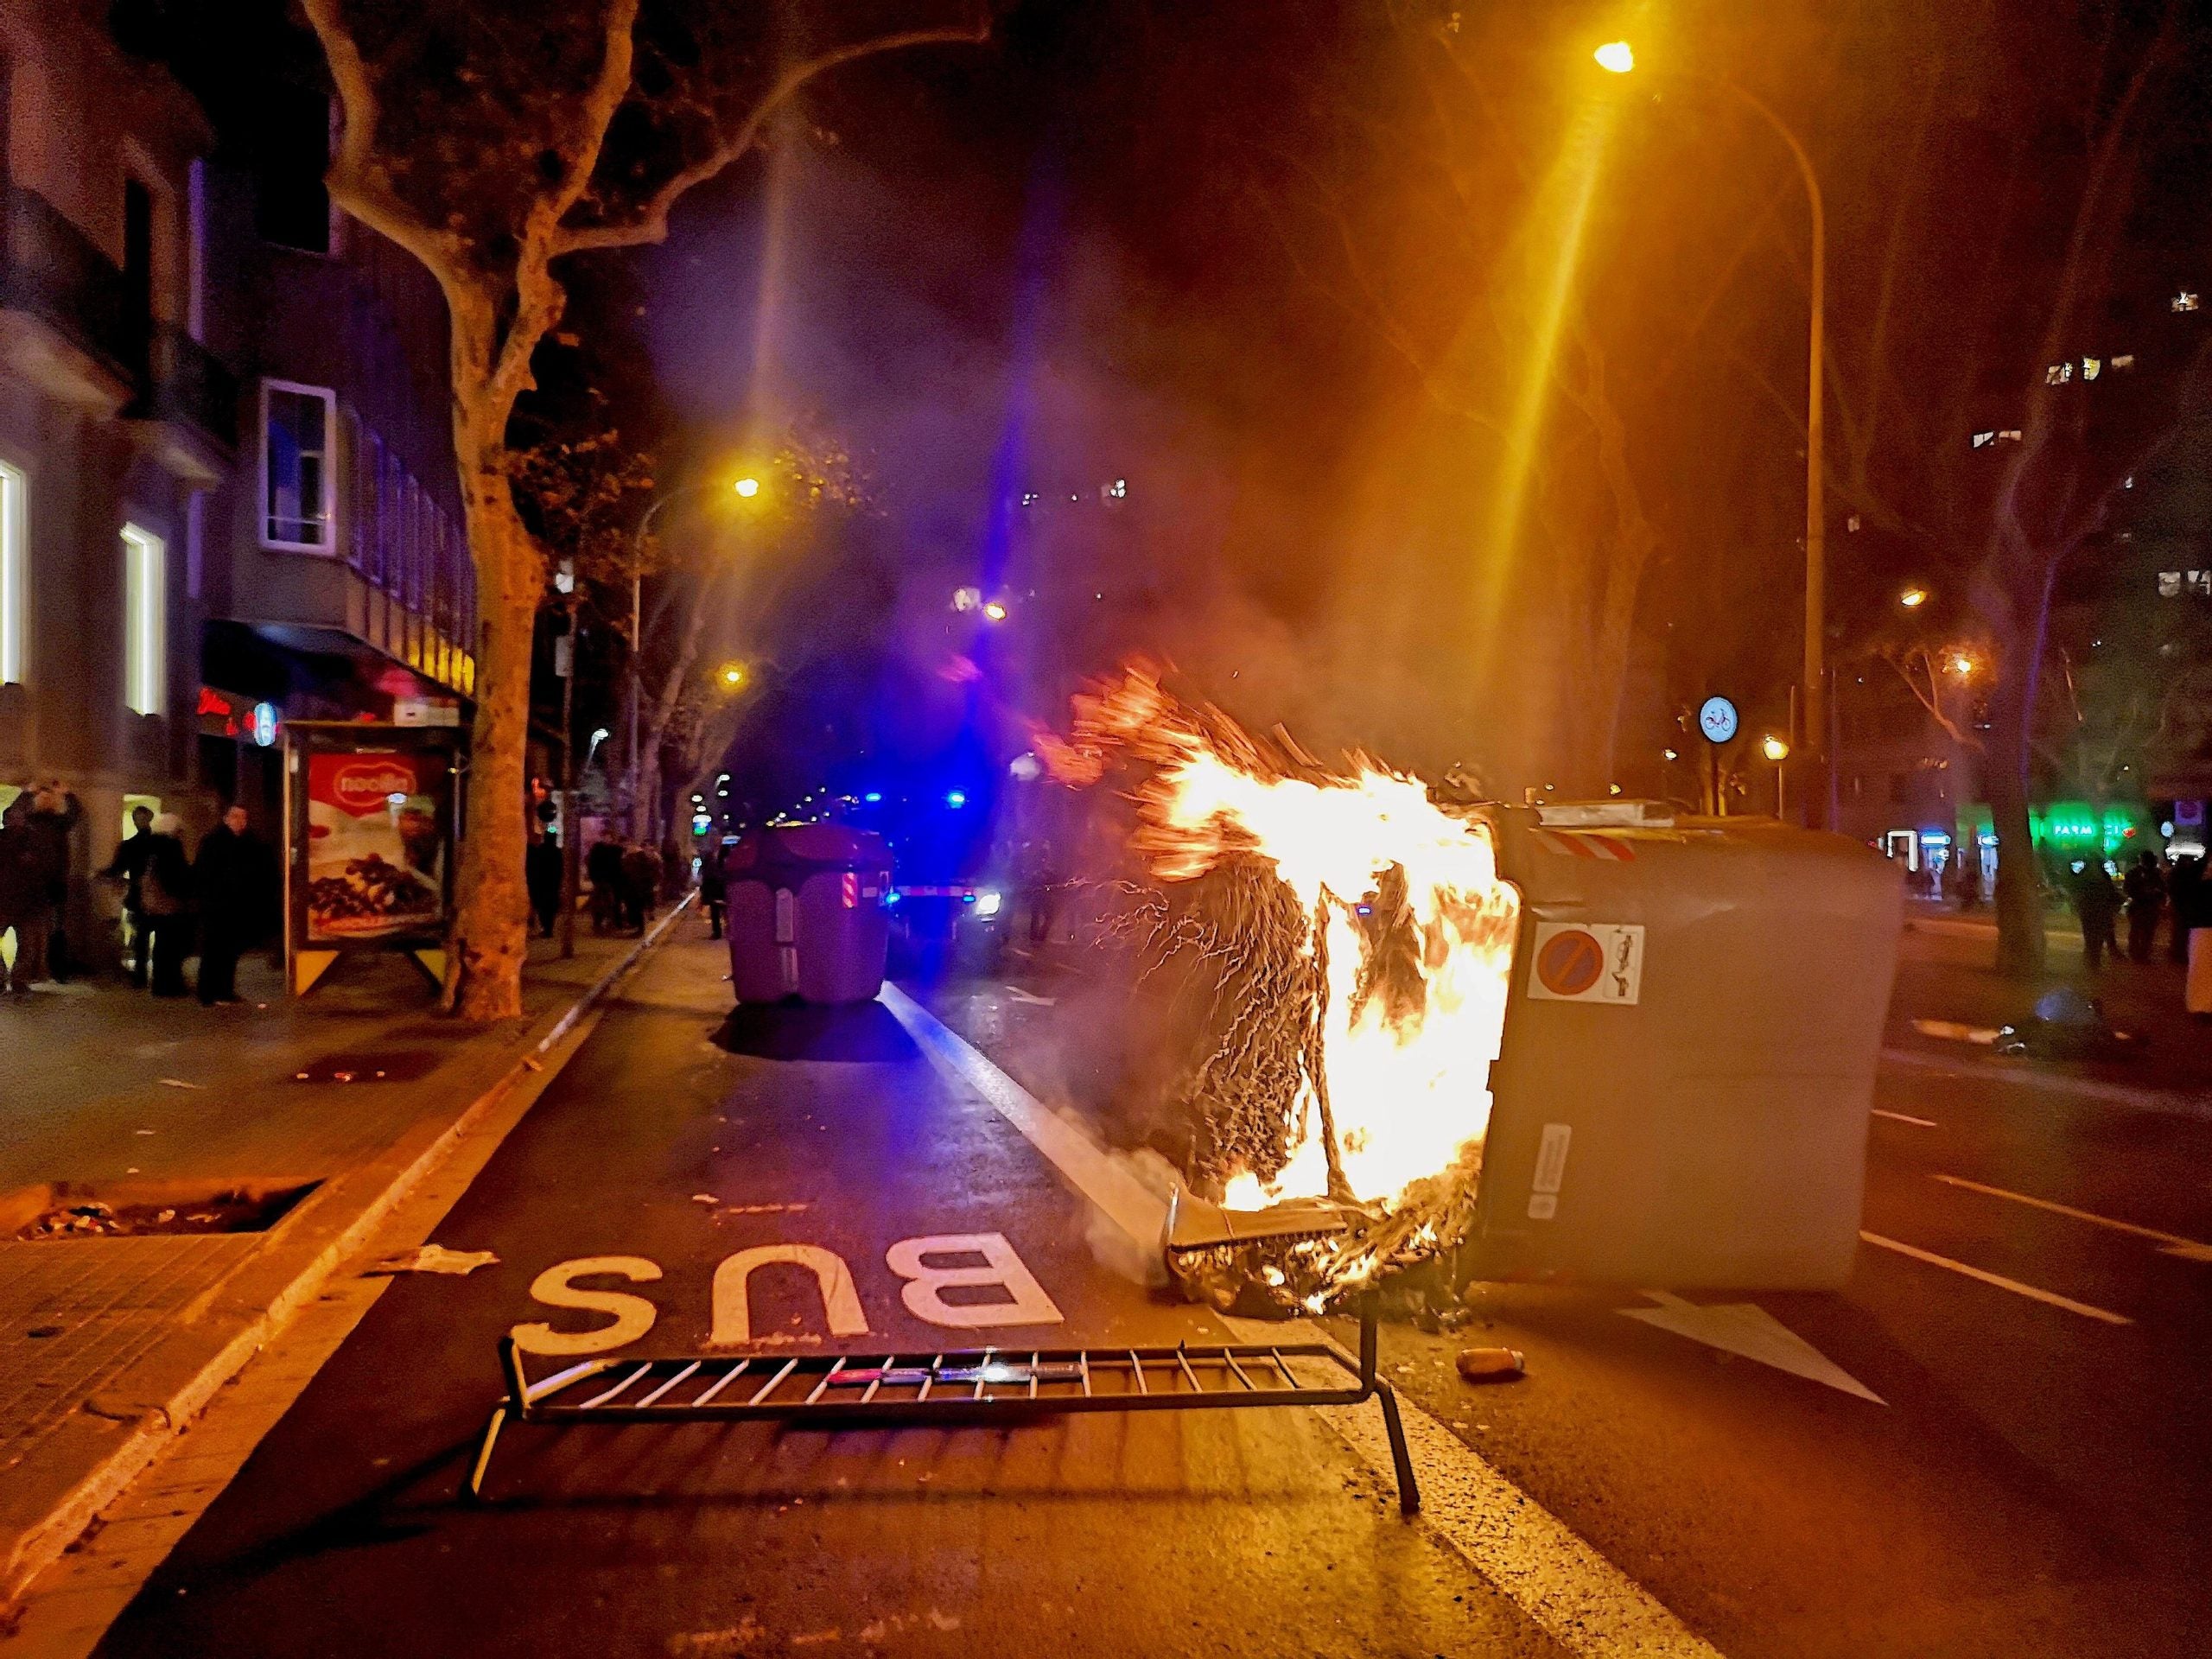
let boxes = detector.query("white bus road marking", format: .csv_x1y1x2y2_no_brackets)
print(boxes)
1872,1109,1939,1128
888,982,1721,1659
1858,1230,2133,1325
1931,1173,2212,1262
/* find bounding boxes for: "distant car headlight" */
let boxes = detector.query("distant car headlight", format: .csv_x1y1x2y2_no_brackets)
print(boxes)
976,889,1003,918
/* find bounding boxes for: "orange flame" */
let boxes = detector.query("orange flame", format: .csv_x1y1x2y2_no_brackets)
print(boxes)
1061,668,1521,1214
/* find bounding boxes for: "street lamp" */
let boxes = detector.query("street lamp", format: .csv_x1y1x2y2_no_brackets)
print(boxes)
982,599,1008,622
718,662,747,690
1899,586,1929,609
1762,734,1791,817
1599,43,1828,824
625,470,765,837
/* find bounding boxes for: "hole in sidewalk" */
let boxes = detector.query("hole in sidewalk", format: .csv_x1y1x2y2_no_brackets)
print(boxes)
289,1049,442,1084
5,1179,322,1239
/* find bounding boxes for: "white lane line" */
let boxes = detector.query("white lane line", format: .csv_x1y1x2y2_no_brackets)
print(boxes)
1931,1173,2212,1262
1224,1316,1725,1657
1872,1109,1938,1128
879,983,1167,1248
1858,1230,2133,1325
887,983,1720,1659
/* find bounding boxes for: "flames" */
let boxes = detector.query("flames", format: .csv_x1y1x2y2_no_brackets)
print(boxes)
1050,668,1521,1236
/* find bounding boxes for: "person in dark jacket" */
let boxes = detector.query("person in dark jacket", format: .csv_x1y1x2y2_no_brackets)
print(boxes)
139,814,194,997
620,842,659,934
103,804,156,985
22,784,79,982
526,830,563,938
2069,858,2122,971
2122,850,2167,963
586,834,625,935
193,806,274,1004
2171,855,2206,965
699,834,727,939
0,795,45,995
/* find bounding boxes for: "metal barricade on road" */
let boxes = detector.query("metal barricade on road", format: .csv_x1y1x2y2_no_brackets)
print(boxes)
464,1292,1418,1513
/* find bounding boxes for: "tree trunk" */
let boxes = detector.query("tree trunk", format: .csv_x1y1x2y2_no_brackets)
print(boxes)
448,459,537,1021
1985,618,2047,977
637,563,730,842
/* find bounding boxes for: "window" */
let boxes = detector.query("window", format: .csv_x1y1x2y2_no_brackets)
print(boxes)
2160,571,2183,598
257,86,334,253
2191,571,2212,598
262,379,335,550
122,523,165,715
0,459,23,684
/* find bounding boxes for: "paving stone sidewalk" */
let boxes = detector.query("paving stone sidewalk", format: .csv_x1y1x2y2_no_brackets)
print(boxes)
0,912,702,1610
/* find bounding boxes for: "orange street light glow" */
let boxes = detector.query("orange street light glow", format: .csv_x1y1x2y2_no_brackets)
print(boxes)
719,664,747,689
1900,586,1928,608
733,476,760,498
982,600,1008,621
1762,734,1791,763
1594,41,1635,73
1948,651,1976,677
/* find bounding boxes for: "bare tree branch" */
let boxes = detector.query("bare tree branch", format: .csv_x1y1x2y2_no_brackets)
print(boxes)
553,19,990,257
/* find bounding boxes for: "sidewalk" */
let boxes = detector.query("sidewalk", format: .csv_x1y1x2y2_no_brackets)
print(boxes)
0,908,698,1612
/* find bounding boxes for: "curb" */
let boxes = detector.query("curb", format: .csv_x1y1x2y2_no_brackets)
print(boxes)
0,899,694,1611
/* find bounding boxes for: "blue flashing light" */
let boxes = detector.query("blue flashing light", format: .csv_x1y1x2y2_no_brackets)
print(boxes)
884,891,900,906
946,790,968,808
1920,831,1952,846
863,791,882,804
962,892,977,905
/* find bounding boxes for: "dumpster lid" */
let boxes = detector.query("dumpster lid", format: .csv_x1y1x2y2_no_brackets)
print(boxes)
1535,800,1676,829
723,823,889,874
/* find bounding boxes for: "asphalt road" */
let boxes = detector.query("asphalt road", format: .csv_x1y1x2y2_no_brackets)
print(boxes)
84,938,1566,1659
69,918,2212,1658
927,922,2212,1658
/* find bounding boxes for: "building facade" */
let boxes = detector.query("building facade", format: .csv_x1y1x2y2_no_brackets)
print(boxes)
191,90,474,831
0,7,474,976
0,1,229,964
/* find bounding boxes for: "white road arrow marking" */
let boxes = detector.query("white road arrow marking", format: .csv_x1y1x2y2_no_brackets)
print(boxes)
1621,1291,1885,1403
1932,1171,2212,1262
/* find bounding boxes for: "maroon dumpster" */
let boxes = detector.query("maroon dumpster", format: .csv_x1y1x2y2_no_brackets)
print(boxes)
722,823,893,1004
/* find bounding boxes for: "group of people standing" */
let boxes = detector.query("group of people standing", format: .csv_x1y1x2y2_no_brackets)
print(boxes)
582,832,684,937
0,786,276,1002
2067,849,2209,972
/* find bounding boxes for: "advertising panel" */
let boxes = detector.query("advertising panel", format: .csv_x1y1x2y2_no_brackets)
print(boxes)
302,747,451,943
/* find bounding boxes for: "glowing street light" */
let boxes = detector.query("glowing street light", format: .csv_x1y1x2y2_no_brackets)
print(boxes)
982,599,1008,622
1595,40,1829,824
1900,586,1929,608
1947,650,1978,678
1762,734,1791,763
717,662,747,690
733,476,760,499
1762,734,1791,817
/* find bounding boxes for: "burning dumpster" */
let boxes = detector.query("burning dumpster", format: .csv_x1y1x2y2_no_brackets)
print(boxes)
1465,803,1902,1289
1044,668,1903,1301
723,823,893,1005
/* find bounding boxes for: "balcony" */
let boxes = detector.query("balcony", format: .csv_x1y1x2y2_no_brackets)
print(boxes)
0,181,137,406
125,323,238,481
0,184,238,469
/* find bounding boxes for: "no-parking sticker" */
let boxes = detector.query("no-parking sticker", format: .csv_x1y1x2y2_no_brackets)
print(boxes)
1527,921,1645,1005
